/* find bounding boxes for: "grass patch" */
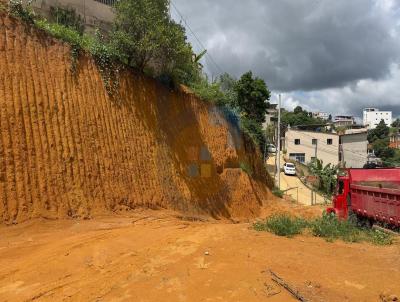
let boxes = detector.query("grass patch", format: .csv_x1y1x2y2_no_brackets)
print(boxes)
272,187,284,198
254,212,394,245
239,162,253,176
254,214,308,237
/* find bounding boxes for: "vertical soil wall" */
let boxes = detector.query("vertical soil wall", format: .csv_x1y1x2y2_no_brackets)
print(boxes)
0,13,273,223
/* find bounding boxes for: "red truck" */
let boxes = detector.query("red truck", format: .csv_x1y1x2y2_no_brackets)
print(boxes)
328,168,400,228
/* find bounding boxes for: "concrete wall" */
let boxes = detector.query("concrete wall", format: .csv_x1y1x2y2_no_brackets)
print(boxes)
29,0,115,31
341,133,368,168
285,129,339,165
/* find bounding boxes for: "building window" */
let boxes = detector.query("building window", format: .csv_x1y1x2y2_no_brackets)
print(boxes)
327,139,333,145
312,139,317,145
294,139,301,145
289,153,305,164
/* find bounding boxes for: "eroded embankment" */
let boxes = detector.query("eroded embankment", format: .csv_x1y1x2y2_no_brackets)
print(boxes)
0,13,273,224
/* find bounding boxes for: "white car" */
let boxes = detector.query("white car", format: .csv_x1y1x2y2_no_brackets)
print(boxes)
283,163,296,175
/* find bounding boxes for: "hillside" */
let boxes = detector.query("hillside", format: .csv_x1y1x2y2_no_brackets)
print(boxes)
0,12,273,224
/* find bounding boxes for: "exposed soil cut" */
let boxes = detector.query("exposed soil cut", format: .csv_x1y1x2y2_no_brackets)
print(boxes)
0,13,273,224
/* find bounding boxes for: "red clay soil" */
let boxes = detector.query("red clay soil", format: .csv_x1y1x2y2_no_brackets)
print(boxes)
0,13,274,224
0,208,398,302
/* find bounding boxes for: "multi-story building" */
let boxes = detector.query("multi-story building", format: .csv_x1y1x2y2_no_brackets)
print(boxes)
363,108,392,129
312,112,330,120
285,129,368,168
334,115,355,127
262,104,278,129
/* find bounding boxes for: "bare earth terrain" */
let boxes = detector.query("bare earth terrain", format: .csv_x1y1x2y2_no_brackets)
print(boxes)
0,207,399,302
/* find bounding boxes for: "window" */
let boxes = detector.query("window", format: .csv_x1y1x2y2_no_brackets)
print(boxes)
338,180,344,195
294,139,301,145
327,139,333,145
289,153,305,164
312,139,317,145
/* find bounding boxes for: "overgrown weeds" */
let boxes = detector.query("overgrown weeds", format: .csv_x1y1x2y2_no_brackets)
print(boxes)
272,188,284,198
254,212,394,245
254,214,308,237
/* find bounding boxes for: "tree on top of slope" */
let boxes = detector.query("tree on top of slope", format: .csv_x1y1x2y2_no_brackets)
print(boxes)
111,0,199,84
234,71,271,124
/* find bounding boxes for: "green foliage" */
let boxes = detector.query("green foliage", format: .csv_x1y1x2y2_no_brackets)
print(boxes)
254,212,394,245
308,158,338,195
239,116,266,149
272,188,284,198
234,71,271,124
311,212,361,242
9,0,35,23
111,0,199,85
368,120,399,166
254,214,308,237
49,6,84,34
391,118,400,128
368,119,390,143
190,77,230,106
281,108,324,129
239,162,253,176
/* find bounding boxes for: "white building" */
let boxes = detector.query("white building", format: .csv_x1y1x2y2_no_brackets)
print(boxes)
285,129,368,168
312,112,330,120
313,111,329,121
363,108,392,129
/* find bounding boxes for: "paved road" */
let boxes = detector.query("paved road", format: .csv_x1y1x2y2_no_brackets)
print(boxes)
266,155,328,206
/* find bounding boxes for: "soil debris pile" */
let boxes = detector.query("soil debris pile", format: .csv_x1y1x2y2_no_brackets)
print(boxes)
0,13,273,223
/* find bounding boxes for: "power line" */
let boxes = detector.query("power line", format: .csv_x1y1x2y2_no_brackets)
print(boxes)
170,1,224,77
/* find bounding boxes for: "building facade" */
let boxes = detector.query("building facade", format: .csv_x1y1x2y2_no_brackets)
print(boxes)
285,129,367,168
26,0,115,31
363,108,392,129
334,115,355,127
312,112,330,120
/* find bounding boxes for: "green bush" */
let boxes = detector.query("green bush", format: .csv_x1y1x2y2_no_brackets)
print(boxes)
310,212,361,242
239,162,253,176
254,214,308,237
272,188,284,198
49,6,84,34
254,212,394,245
9,0,35,23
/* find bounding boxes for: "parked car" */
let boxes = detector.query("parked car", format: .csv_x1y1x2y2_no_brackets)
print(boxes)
283,163,296,175
267,144,277,153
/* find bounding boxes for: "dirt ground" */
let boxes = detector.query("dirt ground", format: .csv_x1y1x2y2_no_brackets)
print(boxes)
0,205,399,302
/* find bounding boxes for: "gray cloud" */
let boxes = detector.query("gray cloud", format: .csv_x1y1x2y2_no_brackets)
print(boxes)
172,0,400,118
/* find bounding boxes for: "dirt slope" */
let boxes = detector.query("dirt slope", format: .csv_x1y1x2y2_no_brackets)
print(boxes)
0,13,273,224
0,211,398,302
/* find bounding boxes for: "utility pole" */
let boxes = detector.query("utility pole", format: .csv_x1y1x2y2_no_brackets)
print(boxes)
276,94,282,189
314,139,318,159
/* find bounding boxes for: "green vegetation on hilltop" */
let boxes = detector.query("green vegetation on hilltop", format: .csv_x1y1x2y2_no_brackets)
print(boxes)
368,119,400,167
281,106,325,129
8,0,272,153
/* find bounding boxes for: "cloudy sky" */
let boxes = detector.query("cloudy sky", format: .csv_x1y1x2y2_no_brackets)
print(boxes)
172,0,400,119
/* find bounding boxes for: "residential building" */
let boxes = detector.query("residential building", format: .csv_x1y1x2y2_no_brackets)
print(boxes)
340,129,369,168
363,108,392,129
285,129,368,168
312,112,330,120
334,115,355,127
262,104,278,129
25,0,116,31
